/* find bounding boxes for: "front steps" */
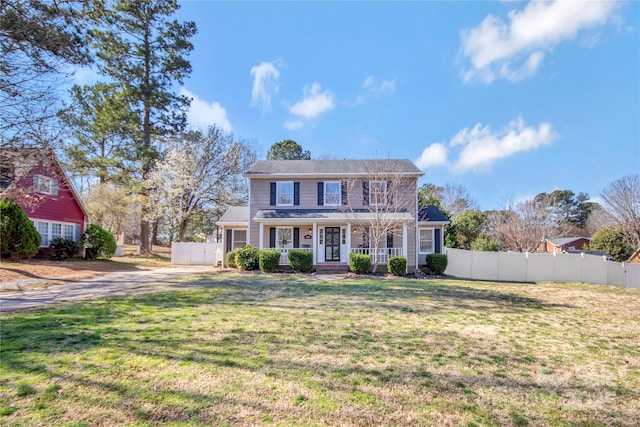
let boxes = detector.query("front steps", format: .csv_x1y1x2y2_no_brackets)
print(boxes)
315,263,350,274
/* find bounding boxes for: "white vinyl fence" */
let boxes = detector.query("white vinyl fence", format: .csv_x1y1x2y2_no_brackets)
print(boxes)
171,242,222,266
444,248,640,288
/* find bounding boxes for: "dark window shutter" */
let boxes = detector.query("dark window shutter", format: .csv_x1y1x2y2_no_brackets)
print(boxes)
294,182,300,206
363,181,369,205
387,180,393,205
317,182,324,206
435,229,441,253
293,227,300,248
269,227,276,248
341,181,347,205
387,231,394,249
226,229,232,252
270,182,276,206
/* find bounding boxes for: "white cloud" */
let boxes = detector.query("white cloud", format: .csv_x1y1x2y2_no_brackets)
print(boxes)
415,143,448,170
289,82,335,120
352,76,397,106
283,120,304,131
451,117,556,173
460,0,619,83
180,88,232,132
250,60,282,114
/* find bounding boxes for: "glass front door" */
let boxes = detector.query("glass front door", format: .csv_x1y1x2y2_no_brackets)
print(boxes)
324,227,341,262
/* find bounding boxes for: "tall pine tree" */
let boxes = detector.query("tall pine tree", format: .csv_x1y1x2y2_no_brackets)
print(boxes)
89,0,196,253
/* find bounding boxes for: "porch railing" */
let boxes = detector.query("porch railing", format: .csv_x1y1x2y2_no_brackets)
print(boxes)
277,248,313,265
350,248,403,264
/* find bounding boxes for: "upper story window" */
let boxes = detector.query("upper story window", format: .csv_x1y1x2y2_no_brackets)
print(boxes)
0,163,13,190
369,180,387,206
33,175,58,195
277,181,293,206
324,181,341,206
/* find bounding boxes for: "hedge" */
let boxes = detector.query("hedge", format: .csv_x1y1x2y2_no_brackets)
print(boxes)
388,256,406,276
82,224,116,259
235,244,259,270
49,237,80,260
349,253,371,274
288,249,313,273
226,250,237,268
259,249,281,272
0,199,41,259
426,253,448,275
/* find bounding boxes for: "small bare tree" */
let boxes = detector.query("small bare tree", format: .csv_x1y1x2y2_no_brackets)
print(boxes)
601,174,640,250
486,196,551,253
342,159,416,273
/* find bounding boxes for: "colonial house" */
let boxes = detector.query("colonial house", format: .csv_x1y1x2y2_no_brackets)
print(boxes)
217,159,449,273
0,148,89,256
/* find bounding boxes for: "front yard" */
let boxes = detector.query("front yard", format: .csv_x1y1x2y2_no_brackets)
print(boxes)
1,273,639,426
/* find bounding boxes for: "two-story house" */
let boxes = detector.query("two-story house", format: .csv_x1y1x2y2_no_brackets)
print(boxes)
0,148,89,256
217,159,448,273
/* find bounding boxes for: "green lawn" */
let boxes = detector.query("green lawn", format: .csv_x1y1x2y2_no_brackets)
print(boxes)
1,273,639,426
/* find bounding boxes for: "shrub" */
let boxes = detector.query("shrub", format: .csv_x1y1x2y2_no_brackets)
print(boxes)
590,225,634,262
388,256,406,276
0,199,41,259
81,224,116,259
235,244,259,270
471,235,501,252
349,253,371,274
426,253,448,275
288,249,313,273
259,249,281,272
49,237,80,260
226,250,237,268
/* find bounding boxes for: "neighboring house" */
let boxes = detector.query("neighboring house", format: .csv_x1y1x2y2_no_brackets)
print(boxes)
217,159,449,273
0,148,89,256
563,249,613,260
542,237,591,254
628,248,640,263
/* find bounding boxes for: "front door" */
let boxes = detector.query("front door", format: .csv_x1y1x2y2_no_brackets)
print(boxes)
325,227,341,262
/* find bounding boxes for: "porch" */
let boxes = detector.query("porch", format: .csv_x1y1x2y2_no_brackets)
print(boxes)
274,247,404,266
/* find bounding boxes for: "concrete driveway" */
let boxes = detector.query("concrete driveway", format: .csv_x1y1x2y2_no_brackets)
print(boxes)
0,265,213,313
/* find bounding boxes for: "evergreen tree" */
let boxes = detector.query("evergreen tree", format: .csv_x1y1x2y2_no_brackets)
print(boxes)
89,0,197,253
266,140,311,160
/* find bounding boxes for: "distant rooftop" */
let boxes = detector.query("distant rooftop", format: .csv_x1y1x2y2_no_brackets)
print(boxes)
244,159,424,177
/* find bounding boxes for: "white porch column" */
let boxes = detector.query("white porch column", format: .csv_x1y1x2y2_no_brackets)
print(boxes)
221,226,226,267
402,223,408,273
312,223,318,265
346,223,352,259
259,223,264,249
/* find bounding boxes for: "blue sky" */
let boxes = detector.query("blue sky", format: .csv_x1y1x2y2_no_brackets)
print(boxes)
168,1,638,210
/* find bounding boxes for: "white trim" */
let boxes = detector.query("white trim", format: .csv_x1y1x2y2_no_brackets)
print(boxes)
402,224,408,273
369,180,387,206
31,217,81,247
418,228,435,254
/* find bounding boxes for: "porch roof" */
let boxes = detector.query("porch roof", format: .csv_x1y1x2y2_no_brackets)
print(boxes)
254,208,413,224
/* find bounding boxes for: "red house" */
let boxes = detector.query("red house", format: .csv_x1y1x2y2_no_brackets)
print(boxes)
0,148,89,256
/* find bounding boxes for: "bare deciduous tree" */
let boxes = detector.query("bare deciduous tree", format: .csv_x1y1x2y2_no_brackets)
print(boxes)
601,174,640,250
148,127,255,242
342,159,417,273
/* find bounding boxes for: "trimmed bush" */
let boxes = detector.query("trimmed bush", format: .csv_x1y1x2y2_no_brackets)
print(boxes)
259,249,281,272
82,224,116,259
388,256,406,276
426,253,448,275
49,237,80,260
226,249,237,268
235,244,259,270
349,253,371,274
288,249,313,273
0,199,41,259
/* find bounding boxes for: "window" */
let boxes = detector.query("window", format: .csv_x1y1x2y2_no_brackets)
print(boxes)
51,223,62,240
369,180,387,206
0,163,13,190
324,181,341,206
277,227,293,248
34,175,58,195
34,220,78,247
277,182,293,206
419,229,434,253
36,221,50,246
64,224,74,240
232,230,246,249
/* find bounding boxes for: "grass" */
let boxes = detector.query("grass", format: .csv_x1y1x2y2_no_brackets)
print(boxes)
1,272,639,426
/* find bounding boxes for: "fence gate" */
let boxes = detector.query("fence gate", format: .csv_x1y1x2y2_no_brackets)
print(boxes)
171,242,222,266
